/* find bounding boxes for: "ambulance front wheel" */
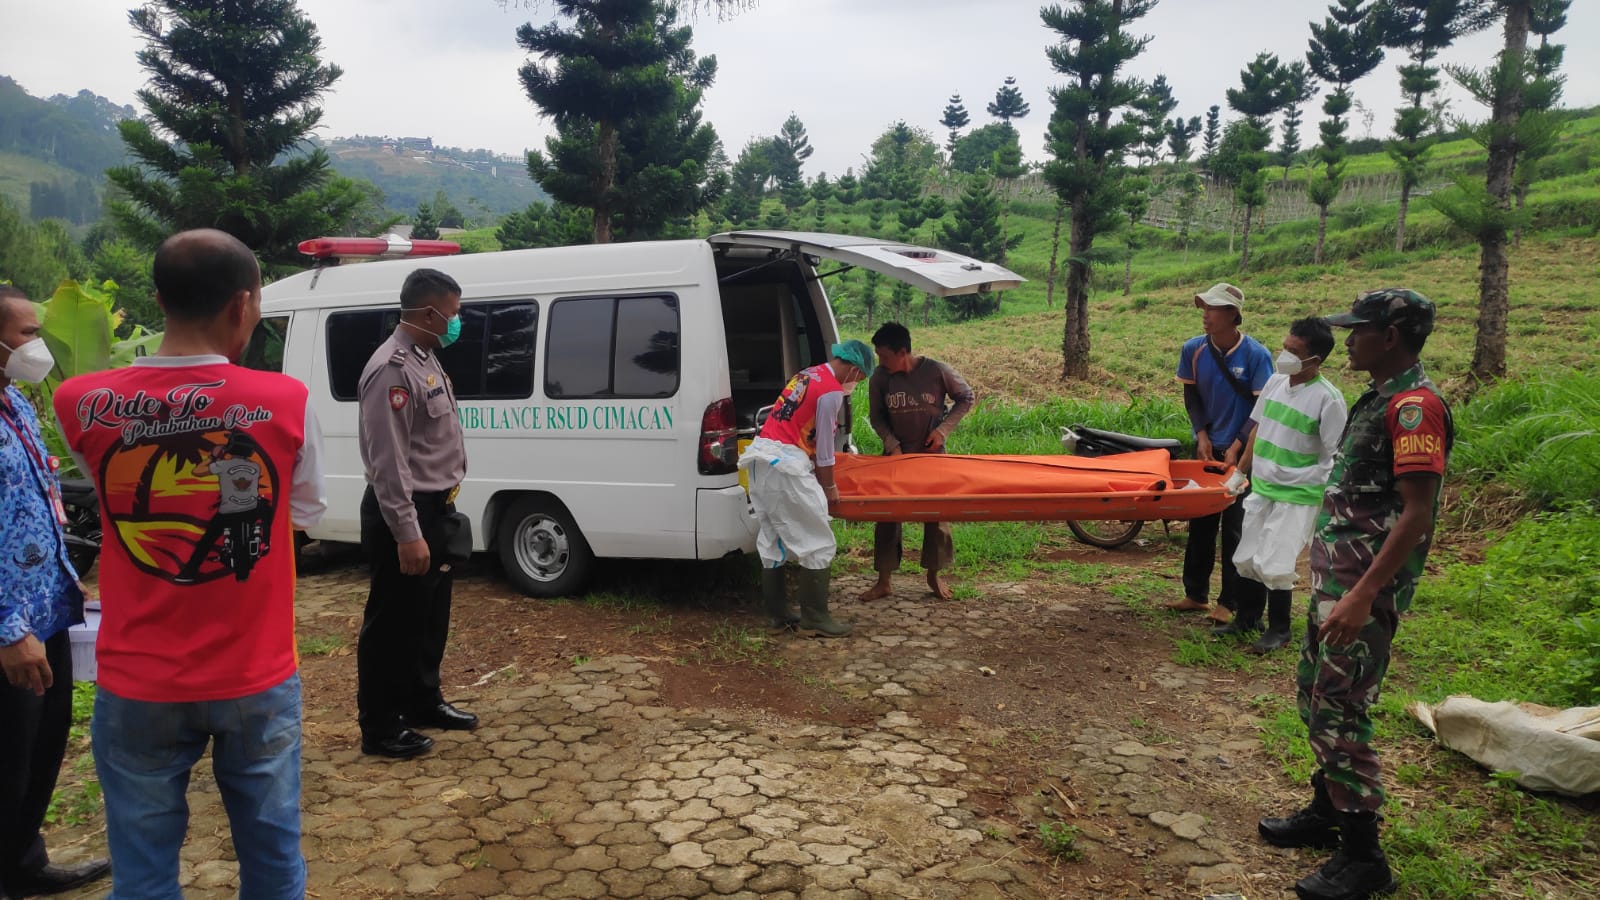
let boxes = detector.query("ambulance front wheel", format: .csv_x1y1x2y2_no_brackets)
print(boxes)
498,496,594,598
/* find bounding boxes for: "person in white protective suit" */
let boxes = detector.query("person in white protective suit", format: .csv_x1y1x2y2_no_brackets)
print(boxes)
738,340,875,637
1226,316,1348,653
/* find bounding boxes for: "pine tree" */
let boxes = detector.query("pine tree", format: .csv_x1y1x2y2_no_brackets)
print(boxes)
519,0,717,243
1199,104,1222,168
722,138,771,226
1511,0,1570,244
770,113,814,206
1042,0,1156,379
1226,51,1290,272
1275,62,1320,185
1377,0,1498,252
1167,115,1202,162
105,0,375,271
811,172,832,229
834,169,859,206
1124,74,1178,292
939,176,1012,320
939,93,971,153
411,202,441,240
987,76,1032,126
1430,0,1567,383
1307,0,1387,264
991,139,1025,263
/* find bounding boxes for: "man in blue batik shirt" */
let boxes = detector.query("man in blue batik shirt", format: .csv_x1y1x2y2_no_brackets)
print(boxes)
0,286,111,898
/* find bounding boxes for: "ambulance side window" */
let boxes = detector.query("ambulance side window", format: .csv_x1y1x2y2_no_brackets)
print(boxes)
326,302,537,401
545,295,679,399
326,309,401,401
241,316,290,373
438,301,538,400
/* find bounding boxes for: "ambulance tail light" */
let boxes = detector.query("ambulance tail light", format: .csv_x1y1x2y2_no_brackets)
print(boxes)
698,398,739,476
297,234,461,263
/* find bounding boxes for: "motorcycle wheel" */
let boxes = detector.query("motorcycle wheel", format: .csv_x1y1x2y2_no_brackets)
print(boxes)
1067,519,1144,549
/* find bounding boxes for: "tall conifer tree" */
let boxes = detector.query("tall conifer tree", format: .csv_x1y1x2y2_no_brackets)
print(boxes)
940,94,971,153
1377,0,1498,251
1042,0,1155,379
1307,0,1386,263
519,0,717,243
1226,52,1290,272
106,0,376,270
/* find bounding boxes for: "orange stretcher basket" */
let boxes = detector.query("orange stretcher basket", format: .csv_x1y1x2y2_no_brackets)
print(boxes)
830,449,1236,524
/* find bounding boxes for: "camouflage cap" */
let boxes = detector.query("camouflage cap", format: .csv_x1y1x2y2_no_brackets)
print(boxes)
1325,288,1435,338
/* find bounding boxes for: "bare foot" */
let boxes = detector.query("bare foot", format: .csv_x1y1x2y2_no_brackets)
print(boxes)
926,572,953,600
858,579,893,602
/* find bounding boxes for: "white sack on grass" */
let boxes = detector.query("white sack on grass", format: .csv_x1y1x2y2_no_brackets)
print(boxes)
1410,695,1600,797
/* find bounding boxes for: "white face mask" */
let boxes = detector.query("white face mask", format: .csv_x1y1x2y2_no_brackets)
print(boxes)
1275,349,1317,377
1,338,55,384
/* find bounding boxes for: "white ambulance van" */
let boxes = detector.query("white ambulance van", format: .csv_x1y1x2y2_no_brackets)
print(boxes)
250,231,1021,597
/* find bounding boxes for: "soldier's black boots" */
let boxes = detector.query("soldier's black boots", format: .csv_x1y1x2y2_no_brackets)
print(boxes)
762,567,799,630
1259,771,1342,849
1294,810,1397,899
1251,589,1295,653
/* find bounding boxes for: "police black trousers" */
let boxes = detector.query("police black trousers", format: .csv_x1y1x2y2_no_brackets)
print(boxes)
0,630,72,895
357,487,455,739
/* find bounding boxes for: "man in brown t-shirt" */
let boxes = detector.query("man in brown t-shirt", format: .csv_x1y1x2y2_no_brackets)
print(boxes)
859,322,976,601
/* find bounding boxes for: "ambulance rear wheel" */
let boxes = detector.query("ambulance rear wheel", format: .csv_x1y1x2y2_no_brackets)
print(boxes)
498,497,594,598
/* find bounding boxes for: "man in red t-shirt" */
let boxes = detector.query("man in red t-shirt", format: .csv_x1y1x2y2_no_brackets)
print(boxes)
54,230,326,899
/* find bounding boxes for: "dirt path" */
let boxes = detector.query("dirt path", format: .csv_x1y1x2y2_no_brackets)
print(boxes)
43,541,1360,899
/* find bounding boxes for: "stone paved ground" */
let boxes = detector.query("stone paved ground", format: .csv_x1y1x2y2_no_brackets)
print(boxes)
44,542,1336,898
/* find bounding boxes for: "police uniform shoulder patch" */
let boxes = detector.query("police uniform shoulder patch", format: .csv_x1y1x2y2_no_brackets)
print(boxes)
389,385,410,410
387,346,408,368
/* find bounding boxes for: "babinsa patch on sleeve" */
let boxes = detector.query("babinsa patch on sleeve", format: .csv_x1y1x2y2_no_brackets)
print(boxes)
389,386,410,410
1397,403,1424,430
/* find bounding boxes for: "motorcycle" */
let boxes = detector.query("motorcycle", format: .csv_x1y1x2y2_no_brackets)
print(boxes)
1059,424,1184,549
58,477,101,577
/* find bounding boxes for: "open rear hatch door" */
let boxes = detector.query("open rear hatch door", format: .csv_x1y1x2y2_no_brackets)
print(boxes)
708,230,1025,296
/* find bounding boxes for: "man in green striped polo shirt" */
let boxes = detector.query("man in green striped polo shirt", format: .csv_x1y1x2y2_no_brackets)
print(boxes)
1224,317,1348,652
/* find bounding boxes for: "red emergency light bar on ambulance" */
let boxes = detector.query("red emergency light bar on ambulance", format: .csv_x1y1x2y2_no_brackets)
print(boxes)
297,234,461,263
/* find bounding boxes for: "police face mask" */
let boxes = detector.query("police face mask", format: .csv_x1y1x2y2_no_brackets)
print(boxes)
1275,350,1318,376
1,338,55,383
439,313,462,348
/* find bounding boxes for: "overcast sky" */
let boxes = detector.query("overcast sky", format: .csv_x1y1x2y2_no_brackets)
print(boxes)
5,0,1598,178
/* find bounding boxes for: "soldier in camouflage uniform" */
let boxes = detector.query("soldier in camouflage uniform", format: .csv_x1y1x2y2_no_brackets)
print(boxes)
1257,290,1452,900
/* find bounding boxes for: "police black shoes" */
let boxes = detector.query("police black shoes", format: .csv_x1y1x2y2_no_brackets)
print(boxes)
407,702,479,731
1259,771,1341,849
361,728,435,759
9,858,112,896
1294,810,1397,899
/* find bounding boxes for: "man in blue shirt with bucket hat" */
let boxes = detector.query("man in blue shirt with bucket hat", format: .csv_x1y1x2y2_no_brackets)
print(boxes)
1168,283,1273,625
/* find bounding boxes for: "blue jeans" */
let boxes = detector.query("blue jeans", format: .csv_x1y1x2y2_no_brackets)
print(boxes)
93,675,305,900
